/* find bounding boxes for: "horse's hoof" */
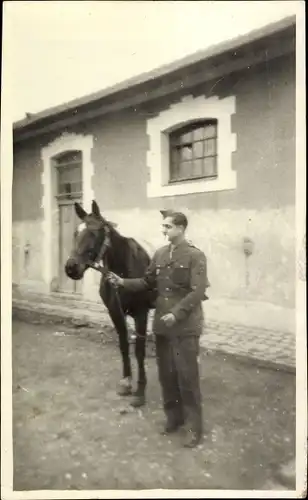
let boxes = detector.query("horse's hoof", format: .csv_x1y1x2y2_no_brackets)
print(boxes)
117,378,132,396
130,394,146,408
117,386,132,396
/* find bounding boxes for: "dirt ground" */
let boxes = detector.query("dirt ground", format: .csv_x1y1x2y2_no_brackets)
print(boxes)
12,319,295,491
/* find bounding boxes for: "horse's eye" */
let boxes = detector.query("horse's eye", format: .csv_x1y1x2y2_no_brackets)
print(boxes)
86,249,96,259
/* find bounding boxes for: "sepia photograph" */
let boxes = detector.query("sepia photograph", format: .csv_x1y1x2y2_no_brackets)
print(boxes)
1,0,306,498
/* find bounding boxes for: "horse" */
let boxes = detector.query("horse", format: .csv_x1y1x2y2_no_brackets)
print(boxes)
64,200,156,407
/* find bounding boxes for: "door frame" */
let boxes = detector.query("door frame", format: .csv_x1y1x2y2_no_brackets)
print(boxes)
41,132,95,297
57,197,83,294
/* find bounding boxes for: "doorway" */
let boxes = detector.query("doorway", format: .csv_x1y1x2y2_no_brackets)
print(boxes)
54,150,83,294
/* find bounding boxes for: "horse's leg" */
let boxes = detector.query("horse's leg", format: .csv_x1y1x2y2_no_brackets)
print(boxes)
107,306,132,396
131,311,148,407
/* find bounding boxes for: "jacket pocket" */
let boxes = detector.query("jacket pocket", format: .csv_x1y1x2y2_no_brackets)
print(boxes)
172,264,190,285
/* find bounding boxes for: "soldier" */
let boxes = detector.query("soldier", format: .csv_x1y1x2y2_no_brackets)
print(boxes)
107,211,210,448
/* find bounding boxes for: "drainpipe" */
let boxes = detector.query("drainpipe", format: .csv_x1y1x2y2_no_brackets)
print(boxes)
243,237,254,287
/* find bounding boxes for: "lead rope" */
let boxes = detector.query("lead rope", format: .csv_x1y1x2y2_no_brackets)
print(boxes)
87,226,126,319
87,227,147,342
95,264,147,343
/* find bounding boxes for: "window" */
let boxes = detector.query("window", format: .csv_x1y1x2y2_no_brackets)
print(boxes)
169,120,218,183
54,150,82,200
146,94,236,198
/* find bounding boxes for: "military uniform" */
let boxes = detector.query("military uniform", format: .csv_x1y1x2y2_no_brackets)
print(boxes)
122,240,209,441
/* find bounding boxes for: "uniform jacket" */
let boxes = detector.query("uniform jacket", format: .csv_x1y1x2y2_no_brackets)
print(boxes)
123,240,210,337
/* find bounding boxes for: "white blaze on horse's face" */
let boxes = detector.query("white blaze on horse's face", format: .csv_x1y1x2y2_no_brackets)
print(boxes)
77,222,86,234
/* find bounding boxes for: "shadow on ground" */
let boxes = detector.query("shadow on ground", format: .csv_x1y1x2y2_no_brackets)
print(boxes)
12,320,295,491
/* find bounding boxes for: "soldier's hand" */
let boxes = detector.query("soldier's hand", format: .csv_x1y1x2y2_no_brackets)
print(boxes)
106,272,124,287
161,313,176,327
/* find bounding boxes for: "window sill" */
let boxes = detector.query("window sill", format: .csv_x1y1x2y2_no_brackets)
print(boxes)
147,171,237,198
168,175,218,184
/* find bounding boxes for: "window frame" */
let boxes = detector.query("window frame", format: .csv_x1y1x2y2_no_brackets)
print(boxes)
168,119,218,184
53,150,83,201
146,94,237,198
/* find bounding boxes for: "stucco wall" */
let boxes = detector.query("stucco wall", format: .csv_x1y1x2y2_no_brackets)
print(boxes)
12,53,296,324
88,55,296,308
13,140,45,288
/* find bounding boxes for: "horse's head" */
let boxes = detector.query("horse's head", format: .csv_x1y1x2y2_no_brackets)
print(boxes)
65,200,114,280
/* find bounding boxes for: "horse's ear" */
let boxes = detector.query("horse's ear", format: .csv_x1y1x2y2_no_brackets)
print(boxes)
92,200,101,218
74,202,87,220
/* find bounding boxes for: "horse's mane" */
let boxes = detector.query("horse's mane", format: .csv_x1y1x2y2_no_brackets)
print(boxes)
106,223,152,278
126,237,150,259
125,237,151,277
106,221,152,260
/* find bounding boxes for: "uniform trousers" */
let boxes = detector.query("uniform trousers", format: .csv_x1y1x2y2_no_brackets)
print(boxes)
155,334,203,435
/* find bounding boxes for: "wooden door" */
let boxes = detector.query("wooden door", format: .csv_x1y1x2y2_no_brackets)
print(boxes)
58,201,82,294
54,150,83,294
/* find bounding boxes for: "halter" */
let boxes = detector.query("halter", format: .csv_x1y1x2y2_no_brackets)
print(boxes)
86,221,151,341
87,223,127,322
87,224,111,275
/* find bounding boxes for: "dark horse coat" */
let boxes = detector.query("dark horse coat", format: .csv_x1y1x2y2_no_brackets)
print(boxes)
65,201,157,407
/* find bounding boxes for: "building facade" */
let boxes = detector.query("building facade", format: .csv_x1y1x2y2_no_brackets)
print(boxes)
12,17,296,332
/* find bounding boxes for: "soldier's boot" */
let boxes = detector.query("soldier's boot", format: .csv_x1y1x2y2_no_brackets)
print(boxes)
182,429,203,448
181,409,203,448
160,409,185,435
160,417,185,435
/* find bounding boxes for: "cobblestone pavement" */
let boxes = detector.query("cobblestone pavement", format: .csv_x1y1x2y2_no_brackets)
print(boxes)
12,320,297,492
201,320,295,371
13,290,295,371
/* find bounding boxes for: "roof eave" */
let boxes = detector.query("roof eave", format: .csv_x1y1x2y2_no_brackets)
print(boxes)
13,15,296,138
